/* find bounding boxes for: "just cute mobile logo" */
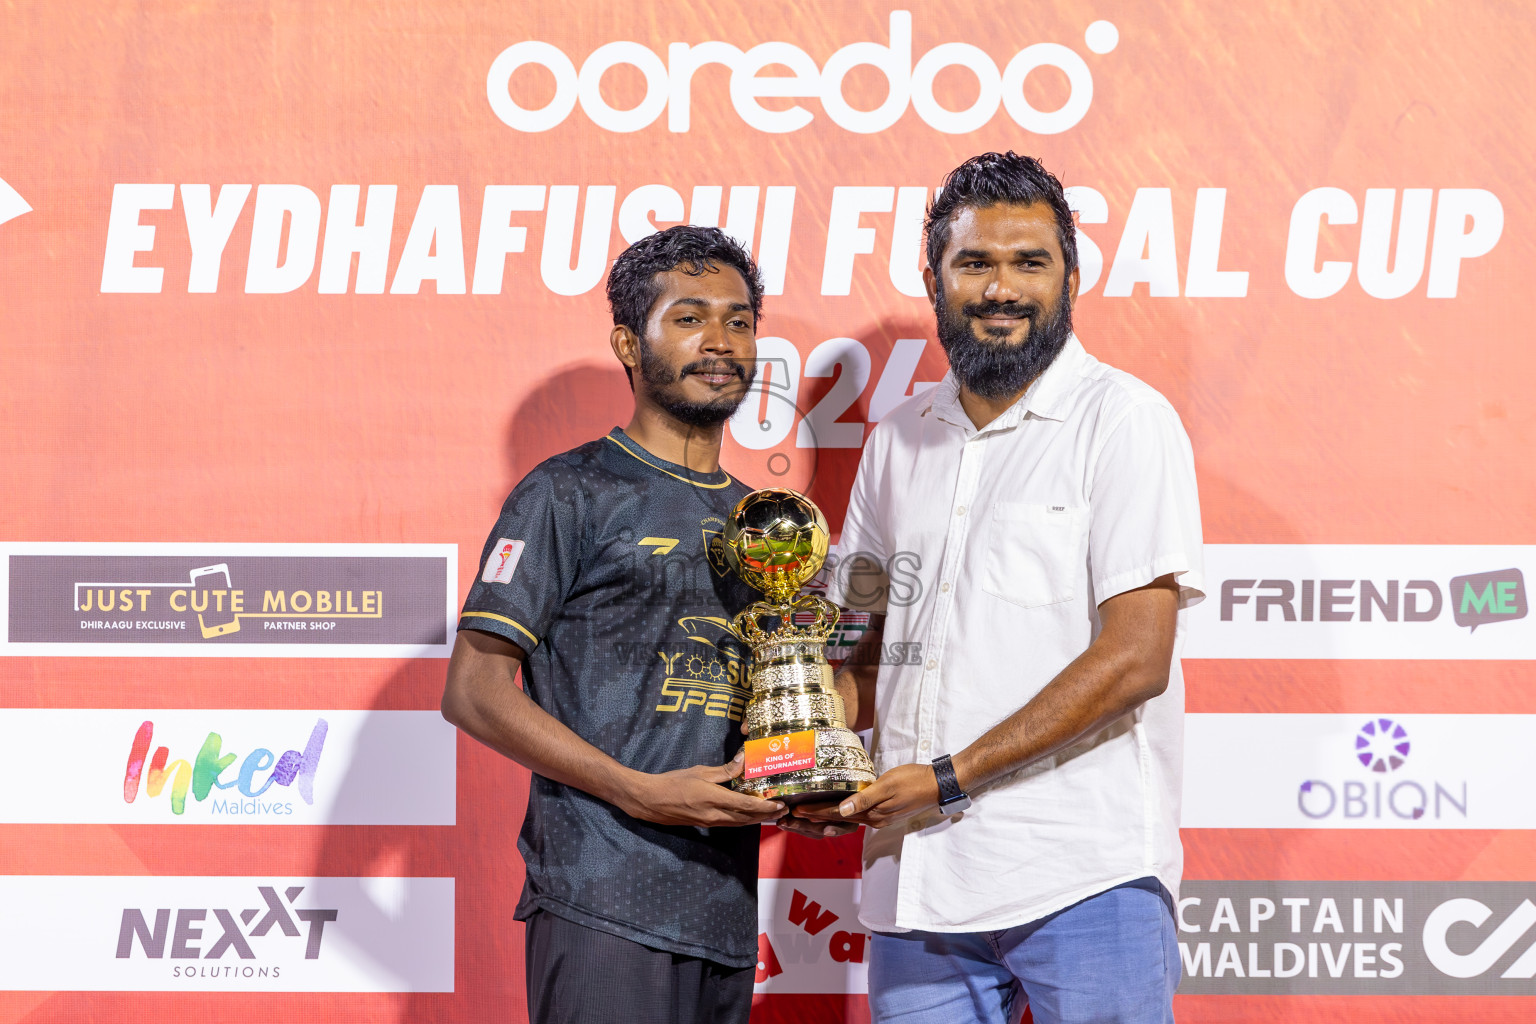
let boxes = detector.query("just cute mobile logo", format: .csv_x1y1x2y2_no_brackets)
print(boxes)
486,12,1121,135
122,718,327,816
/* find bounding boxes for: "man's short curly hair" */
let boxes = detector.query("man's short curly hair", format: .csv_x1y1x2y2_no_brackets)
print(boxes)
606,224,765,344
925,152,1077,278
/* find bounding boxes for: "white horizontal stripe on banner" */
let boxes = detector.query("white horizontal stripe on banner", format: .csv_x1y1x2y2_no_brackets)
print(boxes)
1185,545,1535,660
0,876,454,992
1183,713,1536,829
0,710,456,825
756,877,868,994
1,542,457,658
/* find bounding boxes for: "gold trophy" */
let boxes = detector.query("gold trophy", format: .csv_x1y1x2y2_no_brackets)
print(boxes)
724,488,877,804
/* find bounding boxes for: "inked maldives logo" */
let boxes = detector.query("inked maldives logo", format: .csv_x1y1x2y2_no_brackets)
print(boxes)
122,719,327,816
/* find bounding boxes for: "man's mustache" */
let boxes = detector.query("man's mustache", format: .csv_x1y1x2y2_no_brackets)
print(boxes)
677,358,751,382
962,300,1041,321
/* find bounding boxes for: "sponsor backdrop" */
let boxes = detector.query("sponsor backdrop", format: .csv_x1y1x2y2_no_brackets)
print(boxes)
0,1,1529,1021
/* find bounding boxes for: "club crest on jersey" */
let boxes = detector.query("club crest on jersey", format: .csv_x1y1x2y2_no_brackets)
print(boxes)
482,538,525,584
701,516,730,577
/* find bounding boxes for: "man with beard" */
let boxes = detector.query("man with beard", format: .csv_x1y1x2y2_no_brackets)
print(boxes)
441,225,787,1024
801,153,1204,1023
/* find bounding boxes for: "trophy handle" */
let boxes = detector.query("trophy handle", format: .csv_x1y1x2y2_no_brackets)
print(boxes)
731,595,840,643
730,601,776,643
785,593,840,634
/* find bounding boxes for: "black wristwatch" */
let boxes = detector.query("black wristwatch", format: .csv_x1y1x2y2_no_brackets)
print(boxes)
932,754,971,814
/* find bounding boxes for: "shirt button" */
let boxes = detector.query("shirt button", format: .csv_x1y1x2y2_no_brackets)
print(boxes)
956,505,966,516
940,582,951,593
926,658,937,671
919,740,931,752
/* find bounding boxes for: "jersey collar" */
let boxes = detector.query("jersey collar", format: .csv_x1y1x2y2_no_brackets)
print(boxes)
604,428,734,489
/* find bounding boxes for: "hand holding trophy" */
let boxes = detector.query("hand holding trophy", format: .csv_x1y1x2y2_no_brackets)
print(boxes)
723,488,877,804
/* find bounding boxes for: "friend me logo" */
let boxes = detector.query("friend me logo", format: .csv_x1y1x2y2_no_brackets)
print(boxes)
1220,568,1528,634
1297,717,1466,823
486,13,1119,135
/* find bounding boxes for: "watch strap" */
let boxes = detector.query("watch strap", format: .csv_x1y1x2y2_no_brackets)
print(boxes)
932,753,966,806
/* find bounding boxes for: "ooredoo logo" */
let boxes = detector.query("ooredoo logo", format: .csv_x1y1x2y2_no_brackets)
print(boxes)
487,12,1119,135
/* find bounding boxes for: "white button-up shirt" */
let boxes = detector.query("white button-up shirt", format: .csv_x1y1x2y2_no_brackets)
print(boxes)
824,335,1204,934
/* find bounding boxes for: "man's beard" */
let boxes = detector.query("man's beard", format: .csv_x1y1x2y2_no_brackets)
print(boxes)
934,279,1074,401
638,340,757,428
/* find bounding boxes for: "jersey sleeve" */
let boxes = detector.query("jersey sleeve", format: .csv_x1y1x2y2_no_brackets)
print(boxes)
458,462,584,649
1088,401,1206,608
824,428,891,614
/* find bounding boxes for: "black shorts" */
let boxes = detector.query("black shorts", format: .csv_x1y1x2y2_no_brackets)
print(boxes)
523,909,755,1024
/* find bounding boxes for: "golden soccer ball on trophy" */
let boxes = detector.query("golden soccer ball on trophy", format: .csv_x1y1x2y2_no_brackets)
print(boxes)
724,487,831,603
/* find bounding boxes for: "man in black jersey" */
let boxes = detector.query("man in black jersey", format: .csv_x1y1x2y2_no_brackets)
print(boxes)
442,225,787,1024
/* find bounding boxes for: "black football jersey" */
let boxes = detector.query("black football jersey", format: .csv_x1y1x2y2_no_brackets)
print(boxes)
460,427,760,967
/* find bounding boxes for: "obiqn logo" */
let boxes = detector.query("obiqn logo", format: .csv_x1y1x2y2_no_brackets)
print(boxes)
1297,717,1466,822
1450,568,1527,632
1356,717,1410,773
0,176,29,229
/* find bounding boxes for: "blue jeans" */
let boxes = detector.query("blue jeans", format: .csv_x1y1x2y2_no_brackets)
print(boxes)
868,880,1179,1024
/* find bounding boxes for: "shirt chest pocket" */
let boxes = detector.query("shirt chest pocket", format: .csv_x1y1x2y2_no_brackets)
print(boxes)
980,501,1085,608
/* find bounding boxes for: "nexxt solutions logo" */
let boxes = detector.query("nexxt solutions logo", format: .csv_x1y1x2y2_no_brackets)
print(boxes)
0,709,456,825
118,884,337,972
2,542,455,656
1187,545,1534,659
1178,881,1536,994
1182,713,1536,829
0,876,454,991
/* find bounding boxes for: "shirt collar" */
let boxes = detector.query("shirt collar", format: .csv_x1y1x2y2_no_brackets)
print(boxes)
925,334,1091,434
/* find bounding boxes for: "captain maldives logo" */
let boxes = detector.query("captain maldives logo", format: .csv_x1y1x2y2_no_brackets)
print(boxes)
123,719,326,816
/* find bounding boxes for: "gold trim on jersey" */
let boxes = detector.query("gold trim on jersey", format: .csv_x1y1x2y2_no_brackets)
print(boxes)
604,434,733,489
461,610,539,646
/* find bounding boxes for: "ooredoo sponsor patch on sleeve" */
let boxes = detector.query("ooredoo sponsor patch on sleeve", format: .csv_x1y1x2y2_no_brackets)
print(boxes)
481,539,525,583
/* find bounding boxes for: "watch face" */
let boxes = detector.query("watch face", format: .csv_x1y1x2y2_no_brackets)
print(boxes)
939,793,971,814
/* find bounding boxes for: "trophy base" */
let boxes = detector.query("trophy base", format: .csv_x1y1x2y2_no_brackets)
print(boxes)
736,723,877,806
736,769,873,806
